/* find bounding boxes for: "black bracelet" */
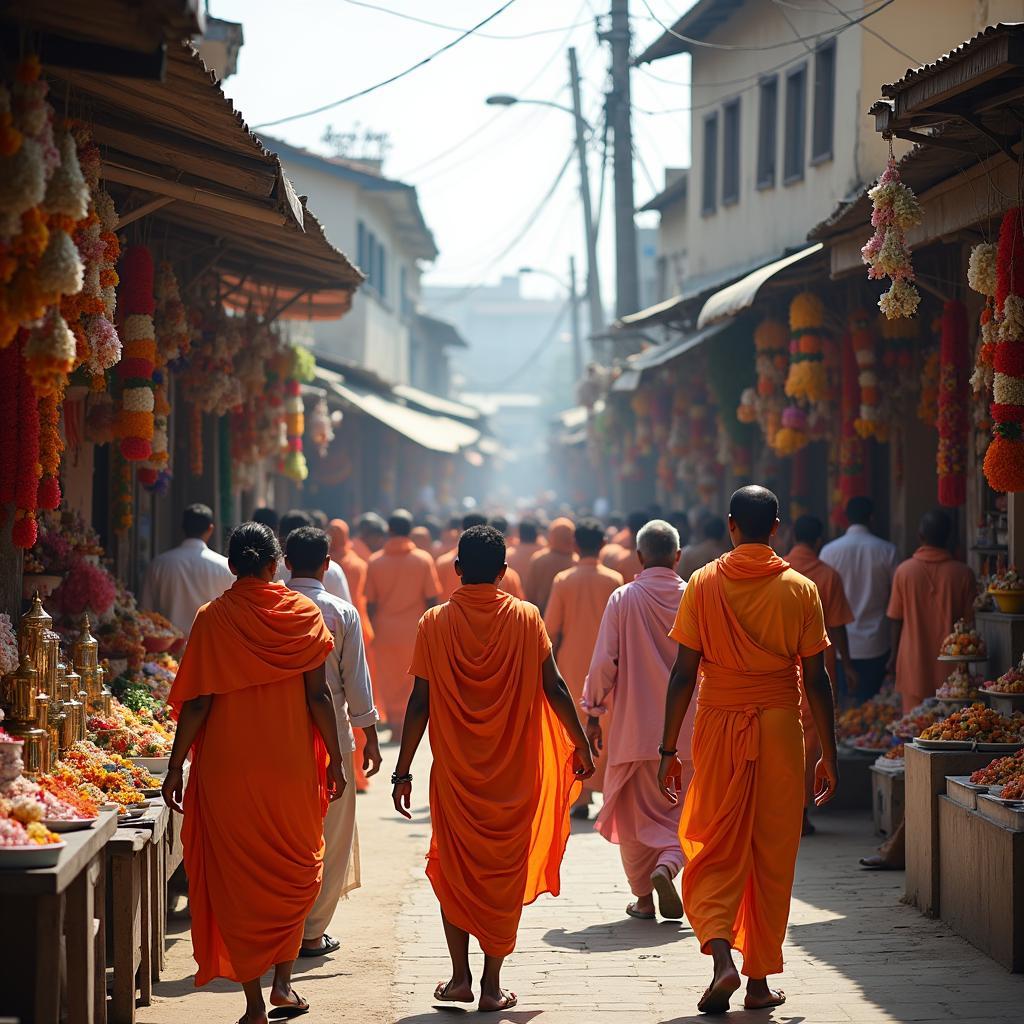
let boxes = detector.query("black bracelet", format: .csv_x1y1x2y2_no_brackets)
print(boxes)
391,771,413,785
658,746,677,758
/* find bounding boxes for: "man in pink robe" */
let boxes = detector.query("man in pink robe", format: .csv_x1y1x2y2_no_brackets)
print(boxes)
582,520,694,921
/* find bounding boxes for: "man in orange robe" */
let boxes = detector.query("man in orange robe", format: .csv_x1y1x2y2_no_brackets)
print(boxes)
436,512,486,600
352,512,386,564
602,510,649,582
887,509,977,712
366,510,441,742
505,517,543,581
659,487,837,1015
329,518,375,793
785,514,857,835
544,517,622,813
411,525,434,553
525,517,577,612
392,524,594,1012
164,522,345,1023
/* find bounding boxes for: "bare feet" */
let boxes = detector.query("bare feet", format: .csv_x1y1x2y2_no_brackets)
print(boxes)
744,978,786,1009
269,985,309,1017
434,978,474,1003
650,865,683,920
237,1014,268,1024
479,988,517,1012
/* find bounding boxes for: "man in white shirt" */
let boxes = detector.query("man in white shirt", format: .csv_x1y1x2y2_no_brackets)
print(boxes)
140,503,234,638
276,509,352,603
820,496,899,702
286,526,381,958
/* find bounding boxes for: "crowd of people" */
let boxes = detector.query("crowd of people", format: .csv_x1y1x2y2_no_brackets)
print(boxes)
142,489,977,1021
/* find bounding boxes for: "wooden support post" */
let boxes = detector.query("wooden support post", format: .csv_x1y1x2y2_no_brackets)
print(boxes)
65,856,98,1024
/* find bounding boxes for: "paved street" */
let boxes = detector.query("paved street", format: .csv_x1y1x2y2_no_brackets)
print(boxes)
144,746,1024,1024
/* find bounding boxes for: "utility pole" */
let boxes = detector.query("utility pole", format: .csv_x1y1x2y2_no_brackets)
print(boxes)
568,46,604,341
602,0,639,319
568,253,582,382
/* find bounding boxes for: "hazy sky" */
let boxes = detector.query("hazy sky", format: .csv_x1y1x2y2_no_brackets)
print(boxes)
211,0,694,302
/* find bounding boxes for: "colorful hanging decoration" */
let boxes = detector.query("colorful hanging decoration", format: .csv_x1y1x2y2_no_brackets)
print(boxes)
985,208,1024,492
862,156,922,319
116,246,157,461
772,404,809,456
880,314,919,406
937,300,969,507
785,291,829,403
969,242,998,465
154,261,189,364
849,309,884,440
13,332,41,547
308,396,334,457
737,316,787,446
36,386,63,510
280,345,314,482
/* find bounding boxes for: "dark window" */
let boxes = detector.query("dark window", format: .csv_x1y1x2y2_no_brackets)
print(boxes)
811,40,836,163
702,112,718,214
366,233,377,292
722,98,740,205
378,244,387,301
756,76,778,188
784,63,807,184
357,220,367,270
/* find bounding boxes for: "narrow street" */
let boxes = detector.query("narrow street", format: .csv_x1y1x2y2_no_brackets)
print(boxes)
143,744,1024,1024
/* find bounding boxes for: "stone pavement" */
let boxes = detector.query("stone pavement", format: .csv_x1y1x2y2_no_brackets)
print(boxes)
145,745,1024,1024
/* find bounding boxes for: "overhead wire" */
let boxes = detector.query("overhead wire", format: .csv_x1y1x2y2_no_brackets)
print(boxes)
472,297,572,390
253,0,520,129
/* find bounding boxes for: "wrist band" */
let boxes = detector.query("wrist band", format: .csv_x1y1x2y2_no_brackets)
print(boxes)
658,746,677,757
391,771,413,785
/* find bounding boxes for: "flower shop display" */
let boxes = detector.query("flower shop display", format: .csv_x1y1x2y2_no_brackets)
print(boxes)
891,702,947,740
939,620,986,658
969,749,1024,787
936,300,969,507
116,244,156,461
916,703,1024,744
836,689,901,743
935,665,980,701
862,155,922,319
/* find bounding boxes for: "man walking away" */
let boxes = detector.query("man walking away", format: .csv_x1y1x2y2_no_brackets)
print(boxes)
437,513,487,600
583,520,691,921
277,509,351,603
660,486,837,1014
679,515,730,582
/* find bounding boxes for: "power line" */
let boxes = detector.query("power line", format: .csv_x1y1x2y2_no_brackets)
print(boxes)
253,0,520,129
339,0,590,40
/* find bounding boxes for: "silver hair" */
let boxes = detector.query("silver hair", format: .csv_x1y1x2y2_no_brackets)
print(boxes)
636,519,681,563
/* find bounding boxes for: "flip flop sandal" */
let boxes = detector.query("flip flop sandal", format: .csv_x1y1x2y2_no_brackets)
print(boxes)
650,867,684,920
434,979,473,1004
298,934,340,957
626,902,656,920
269,991,309,1019
744,989,786,1010
479,991,517,1012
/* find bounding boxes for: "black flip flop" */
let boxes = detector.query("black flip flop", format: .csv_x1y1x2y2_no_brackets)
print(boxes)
298,934,340,958
269,991,309,1019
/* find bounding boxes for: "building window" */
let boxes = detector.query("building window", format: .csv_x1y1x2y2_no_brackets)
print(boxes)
377,244,387,301
701,112,718,215
811,40,836,163
722,98,740,205
357,220,367,270
756,76,777,189
783,63,807,184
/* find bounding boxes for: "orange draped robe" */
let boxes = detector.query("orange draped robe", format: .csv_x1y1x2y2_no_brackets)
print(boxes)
525,518,577,611
410,584,580,956
169,578,334,985
669,545,829,979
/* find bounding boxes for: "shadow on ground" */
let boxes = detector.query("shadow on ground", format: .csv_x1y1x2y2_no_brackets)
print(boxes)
394,1011,541,1024
543,918,690,952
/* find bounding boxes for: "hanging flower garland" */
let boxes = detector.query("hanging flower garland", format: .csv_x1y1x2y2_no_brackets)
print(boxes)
308,396,334,456
36,386,63,511
154,261,189,364
12,331,40,547
280,345,315,482
849,309,885,440
737,316,787,447
862,155,922,319
968,242,998,464
116,245,156,461
937,300,969,507
785,291,829,403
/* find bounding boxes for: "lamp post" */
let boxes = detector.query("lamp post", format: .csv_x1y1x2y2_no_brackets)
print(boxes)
519,259,582,383
486,46,604,340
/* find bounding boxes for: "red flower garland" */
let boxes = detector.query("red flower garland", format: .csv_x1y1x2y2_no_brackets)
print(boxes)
937,300,968,507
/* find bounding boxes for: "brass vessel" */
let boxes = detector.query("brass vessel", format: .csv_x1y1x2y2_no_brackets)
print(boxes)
1,656,48,778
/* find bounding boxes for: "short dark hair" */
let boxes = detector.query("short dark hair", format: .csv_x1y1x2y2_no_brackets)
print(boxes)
701,515,727,541
286,526,330,574
794,514,824,546
252,507,279,531
308,509,329,530
575,517,605,557
280,509,312,541
447,515,462,531
920,508,952,549
729,486,779,541
846,496,873,526
182,503,214,538
457,525,506,584
462,512,487,530
627,510,650,535
422,515,443,541
388,509,413,536
489,515,509,536
357,512,386,536
518,518,539,543
228,521,281,577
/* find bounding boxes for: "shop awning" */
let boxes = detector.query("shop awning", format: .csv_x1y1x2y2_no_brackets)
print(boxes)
317,369,481,454
391,384,483,424
696,244,823,329
611,321,732,392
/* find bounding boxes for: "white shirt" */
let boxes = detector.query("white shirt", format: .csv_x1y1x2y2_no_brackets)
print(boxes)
287,577,378,753
820,525,899,659
276,559,351,603
140,538,234,638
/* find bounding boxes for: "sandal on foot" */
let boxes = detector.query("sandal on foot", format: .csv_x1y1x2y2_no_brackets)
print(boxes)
650,866,683,920
626,902,656,920
268,991,309,1019
298,933,340,957
479,990,517,1012
434,979,474,1004
744,988,786,1010
697,973,741,1015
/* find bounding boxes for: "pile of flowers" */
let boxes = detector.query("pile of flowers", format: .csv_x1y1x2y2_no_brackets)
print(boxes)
970,749,1024,787
836,691,901,742
0,794,62,846
936,665,980,701
2,774,96,821
939,620,985,657
34,772,99,818
1001,777,1024,800
90,700,172,756
138,609,181,651
58,742,157,810
917,703,1024,743
883,743,906,761
862,156,922,319
891,703,946,739
0,613,17,676
984,658,1024,695
989,567,1024,592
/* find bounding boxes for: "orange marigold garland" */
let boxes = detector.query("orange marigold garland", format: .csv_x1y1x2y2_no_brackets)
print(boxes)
785,291,829,403
737,316,787,446
116,245,156,461
37,385,63,510
937,300,969,507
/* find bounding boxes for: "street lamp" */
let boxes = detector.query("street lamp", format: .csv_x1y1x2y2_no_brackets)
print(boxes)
520,260,582,384
485,46,604,342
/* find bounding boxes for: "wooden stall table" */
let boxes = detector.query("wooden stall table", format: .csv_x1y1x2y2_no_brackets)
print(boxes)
105,803,170,1024
0,809,117,1024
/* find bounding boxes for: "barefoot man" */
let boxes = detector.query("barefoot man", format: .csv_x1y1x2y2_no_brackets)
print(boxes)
659,486,838,1015
392,524,595,1012
583,519,694,921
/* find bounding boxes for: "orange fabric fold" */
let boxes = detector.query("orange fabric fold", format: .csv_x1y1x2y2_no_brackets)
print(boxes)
669,545,828,979
169,578,334,985
410,584,580,957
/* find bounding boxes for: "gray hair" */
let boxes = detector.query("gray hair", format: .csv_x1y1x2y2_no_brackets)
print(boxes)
636,519,681,564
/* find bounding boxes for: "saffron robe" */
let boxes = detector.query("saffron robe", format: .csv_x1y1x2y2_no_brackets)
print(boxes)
506,539,543,582
525,518,577,611
410,584,580,957
169,577,334,985
670,545,829,979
